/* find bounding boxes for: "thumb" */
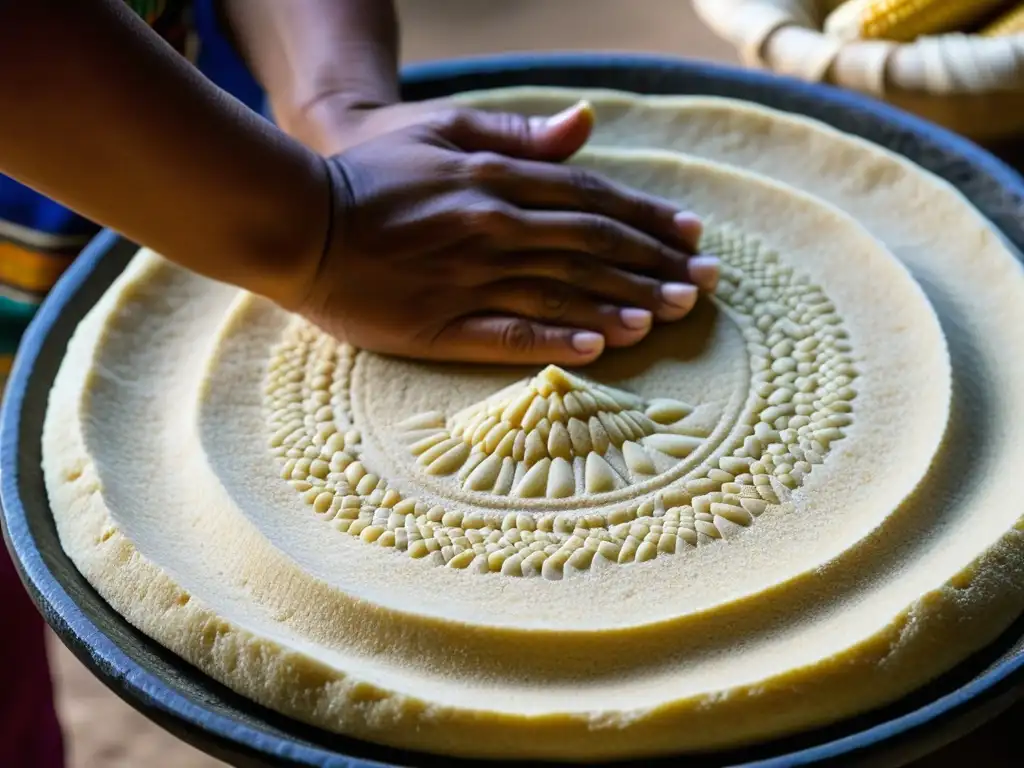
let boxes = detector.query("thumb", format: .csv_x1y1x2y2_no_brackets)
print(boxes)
435,100,595,161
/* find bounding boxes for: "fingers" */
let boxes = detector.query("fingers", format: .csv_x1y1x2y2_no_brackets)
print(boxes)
475,279,654,348
448,153,717,290
499,209,694,284
424,107,718,293
429,102,595,162
484,252,699,322
476,156,703,255
437,186,716,291
430,316,606,367
432,195,712,292
688,255,720,293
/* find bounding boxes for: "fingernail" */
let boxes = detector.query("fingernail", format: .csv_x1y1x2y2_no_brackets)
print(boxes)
534,100,593,132
661,282,698,311
572,331,605,356
674,211,703,248
620,308,652,331
688,255,721,292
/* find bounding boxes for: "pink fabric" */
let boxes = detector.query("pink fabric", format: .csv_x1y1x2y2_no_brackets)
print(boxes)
0,546,64,767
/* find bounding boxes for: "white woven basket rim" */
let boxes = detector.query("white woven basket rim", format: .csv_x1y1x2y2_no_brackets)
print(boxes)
692,0,1024,96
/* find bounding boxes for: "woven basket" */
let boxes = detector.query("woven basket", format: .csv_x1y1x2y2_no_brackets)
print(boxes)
692,0,1024,143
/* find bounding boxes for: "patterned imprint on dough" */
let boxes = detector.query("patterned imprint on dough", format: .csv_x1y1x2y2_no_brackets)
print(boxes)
262,224,857,578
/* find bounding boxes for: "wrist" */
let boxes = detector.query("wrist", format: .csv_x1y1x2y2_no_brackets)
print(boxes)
230,146,333,312
275,89,392,156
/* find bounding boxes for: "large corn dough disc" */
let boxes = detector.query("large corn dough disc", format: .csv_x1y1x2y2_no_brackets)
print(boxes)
42,89,1024,761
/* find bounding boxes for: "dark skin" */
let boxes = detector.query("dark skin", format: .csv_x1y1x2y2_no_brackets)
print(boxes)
0,0,719,366
307,110,712,363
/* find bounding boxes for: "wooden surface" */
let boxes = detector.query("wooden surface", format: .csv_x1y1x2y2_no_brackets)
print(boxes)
48,2,1022,766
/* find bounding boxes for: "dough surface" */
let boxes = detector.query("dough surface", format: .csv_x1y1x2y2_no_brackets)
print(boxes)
43,89,1024,760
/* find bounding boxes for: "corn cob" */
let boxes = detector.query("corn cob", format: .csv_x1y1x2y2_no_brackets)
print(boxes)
824,0,1010,42
980,2,1024,35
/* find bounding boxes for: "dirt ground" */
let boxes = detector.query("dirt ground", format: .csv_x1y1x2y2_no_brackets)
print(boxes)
48,2,1021,767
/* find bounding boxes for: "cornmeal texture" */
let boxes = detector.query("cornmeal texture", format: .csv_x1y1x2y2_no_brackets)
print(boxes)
265,221,859,576
42,89,1024,761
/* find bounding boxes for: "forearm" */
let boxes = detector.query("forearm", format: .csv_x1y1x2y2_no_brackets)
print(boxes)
221,0,400,139
0,0,328,308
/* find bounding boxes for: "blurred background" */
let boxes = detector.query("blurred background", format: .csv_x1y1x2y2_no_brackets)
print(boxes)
47,2,1018,766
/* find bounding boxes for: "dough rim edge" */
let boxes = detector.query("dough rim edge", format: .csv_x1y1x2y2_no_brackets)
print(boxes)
40,258,1024,760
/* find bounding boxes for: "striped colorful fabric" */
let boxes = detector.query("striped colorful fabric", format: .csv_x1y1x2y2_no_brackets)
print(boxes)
0,209,90,395
0,0,263,395
0,6,265,767
126,0,172,23
1,1,191,392
129,0,199,61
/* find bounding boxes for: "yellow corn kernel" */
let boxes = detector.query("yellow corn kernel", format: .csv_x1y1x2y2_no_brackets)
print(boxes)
825,0,1010,42
980,3,1024,35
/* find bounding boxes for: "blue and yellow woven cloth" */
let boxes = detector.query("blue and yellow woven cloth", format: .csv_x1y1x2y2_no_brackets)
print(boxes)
0,0,262,391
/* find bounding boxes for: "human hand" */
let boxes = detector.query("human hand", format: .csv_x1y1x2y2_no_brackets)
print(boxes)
290,102,719,367
285,93,450,157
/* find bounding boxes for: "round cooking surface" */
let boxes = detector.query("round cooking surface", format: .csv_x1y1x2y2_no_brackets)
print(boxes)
4,54,1024,767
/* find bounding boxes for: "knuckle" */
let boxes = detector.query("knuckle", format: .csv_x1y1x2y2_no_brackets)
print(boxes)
463,151,510,183
491,110,531,144
462,201,516,236
539,282,572,319
432,106,470,134
569,167,610,207
584,216,622,255
500,319,537,353
437,153,466,180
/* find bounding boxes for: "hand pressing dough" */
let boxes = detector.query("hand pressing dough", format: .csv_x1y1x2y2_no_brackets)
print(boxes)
42,90,1024,761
